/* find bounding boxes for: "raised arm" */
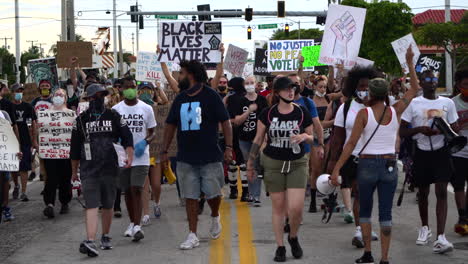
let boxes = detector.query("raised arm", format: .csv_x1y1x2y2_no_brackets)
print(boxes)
155,82,169,105
394,45,421,116
211,43,225,90
157,45,180,93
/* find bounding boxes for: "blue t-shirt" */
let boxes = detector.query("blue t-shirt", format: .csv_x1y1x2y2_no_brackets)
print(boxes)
294,96,318,153
166,85,229,165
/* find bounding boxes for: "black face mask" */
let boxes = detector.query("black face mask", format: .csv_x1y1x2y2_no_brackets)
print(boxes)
218,86,227,92
279,96,294,104
178,77,191,91
89,97,105,113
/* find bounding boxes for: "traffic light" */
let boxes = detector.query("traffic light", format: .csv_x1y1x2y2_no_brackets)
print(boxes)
130,5,138,23
197,4,211,21
316,16,326,25
245,8,253,21
247,26,252,40
277,1,285,18
139,15,144,29
285,24,289,36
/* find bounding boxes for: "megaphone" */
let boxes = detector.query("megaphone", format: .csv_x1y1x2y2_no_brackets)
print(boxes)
316,174,342,196
432,117,467,154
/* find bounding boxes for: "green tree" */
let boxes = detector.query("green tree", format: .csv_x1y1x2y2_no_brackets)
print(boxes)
414,11,468,75
270,28,323,41
122,52,133,66
0,48,17,84
20,46,41,83
341,0,414,75
48,34,86,57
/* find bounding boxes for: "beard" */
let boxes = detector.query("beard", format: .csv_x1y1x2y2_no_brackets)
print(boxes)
178,77,191,91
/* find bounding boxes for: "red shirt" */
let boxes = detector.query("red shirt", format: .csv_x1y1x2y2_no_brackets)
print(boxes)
259,89,271,97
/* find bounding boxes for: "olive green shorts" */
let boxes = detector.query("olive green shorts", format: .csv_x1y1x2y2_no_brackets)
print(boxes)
261,153,309,193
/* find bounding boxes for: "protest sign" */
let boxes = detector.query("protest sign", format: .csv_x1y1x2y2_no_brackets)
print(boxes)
302,45,326,67
254,48,268,76
224,44,249,77
342,57,375,70
243,62,254,79
23,83,40,103
391,33,420,74
267,40,315,72
136,52,173,83
56,41,93,68
158,21,222,63
319,4,367,68
416,55,442,77
0,118,20,172
149,88,178,158
37,110,76,159
28,58,59,91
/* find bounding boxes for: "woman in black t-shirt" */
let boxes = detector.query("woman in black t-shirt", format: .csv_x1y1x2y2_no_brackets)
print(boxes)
246,77,313,262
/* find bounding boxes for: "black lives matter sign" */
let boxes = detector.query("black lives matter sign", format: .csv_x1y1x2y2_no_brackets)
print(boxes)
158,22,222,63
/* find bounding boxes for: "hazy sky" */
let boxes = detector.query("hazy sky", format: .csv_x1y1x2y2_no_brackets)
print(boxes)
0,0,466,57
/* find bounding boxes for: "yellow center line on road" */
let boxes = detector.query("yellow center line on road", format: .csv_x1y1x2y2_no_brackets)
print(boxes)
236,177,258,264
209,197,232,264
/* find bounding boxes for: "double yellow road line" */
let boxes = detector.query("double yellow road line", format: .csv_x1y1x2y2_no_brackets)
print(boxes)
209,179,257,264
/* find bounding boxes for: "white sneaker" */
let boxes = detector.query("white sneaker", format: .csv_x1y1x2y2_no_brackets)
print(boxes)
142,215,150,226
124,223,134,237
433,234,454,254
352,226,364,248
132,225,144,242
209,215,222,239
416,226,432,245
180,232,200,250
371,231,379,241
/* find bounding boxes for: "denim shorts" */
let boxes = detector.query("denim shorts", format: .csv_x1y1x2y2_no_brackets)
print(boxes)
176,162,224,200
357,157,398,227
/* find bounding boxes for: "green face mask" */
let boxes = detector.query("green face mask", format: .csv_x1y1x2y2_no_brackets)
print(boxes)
139,92,154,105
123,88,137,100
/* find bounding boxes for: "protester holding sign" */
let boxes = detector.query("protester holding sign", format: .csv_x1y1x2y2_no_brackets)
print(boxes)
70,83,134,257
11,84,37,202
112,76,157,243
40,88,75,219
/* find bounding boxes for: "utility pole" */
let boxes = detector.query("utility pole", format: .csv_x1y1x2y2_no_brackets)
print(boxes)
136,0,140,53
131,33,135,56
15,0,20,83
38,43,46,56
0,37,12,50
445,0,452,94
26,40,38,50
118,25,124,77
67,0,75,41
113,0,118,78
61,0,67,41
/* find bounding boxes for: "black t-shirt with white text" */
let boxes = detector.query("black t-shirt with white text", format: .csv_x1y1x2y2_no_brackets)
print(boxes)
259,104,313,161
166,85,229,165
14,102,37,146
227,94,269,142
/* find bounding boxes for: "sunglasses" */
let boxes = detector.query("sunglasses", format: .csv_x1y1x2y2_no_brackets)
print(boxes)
424,77,438,83
219,81,227,85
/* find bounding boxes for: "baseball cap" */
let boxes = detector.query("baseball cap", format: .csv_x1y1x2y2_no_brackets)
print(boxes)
273,77,295,92
138,81,155,90
11,83,23,92
86,83,109,98
369,78,389,97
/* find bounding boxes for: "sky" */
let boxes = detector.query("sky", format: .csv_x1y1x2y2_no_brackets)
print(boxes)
0,0,466,59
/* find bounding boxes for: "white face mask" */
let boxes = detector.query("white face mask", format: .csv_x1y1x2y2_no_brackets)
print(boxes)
245,85,255,93
66,85,74,98
52,96,65,106
104,96,110,106
316,91,326,97
356,91,368,100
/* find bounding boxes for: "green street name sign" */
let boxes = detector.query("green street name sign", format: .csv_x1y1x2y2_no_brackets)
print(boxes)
155,15,178,20
258,24,278,29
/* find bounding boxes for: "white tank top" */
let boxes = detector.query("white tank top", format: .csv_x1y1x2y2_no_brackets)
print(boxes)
360,106,399,155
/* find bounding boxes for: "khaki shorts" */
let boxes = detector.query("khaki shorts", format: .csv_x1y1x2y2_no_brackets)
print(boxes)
261,153,309,193
119,166,149,191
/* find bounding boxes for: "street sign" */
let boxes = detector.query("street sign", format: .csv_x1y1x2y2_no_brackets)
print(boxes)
258,24,278,30
155,15,178,20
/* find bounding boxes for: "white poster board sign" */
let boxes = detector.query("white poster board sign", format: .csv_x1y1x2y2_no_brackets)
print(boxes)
343,57,375,70
136,52,173,83
267,40,315,72
0,118,20,171
37,110,76,159
391,33,420,74
158,21,222,63
319,4,367,68
223,44,249,77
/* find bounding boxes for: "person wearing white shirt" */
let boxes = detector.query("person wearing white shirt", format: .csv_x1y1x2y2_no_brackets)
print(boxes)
400,70,459,254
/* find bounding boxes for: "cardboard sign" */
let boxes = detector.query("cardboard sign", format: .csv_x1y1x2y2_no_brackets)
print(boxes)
391,33,420,74
28,58,59,91
56,41,93,68
158,21,222,63
22,83,40,103
319,4,367,68
149,88,178,159
268,40,315,72
302,45,326,67
243,62,254,79
37,110,76,159
0,118,20,172
136,52,172,83
223,44,249,77
254,48,268,76
416,55,442,77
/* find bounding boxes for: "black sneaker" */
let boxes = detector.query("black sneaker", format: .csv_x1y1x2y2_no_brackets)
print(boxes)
80,240,99,257
114,210,122,218
198,198,205,215
355,252,374,264
28,172,36,182
229,187,238,199
379,261,389,264
308,199,317,213
288,236,303,259
59,204,69,214
12,186,19,200
43,205,55,219
273,246,286,262
240,189,249,202
100,235,113,250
